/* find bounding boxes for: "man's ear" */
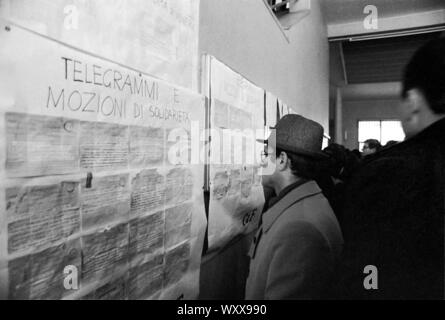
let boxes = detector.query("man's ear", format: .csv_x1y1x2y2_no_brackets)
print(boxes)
277,151,289,172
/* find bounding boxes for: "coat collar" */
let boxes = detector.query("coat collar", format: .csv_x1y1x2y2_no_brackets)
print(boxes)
262,180,322,233
417,116,445,140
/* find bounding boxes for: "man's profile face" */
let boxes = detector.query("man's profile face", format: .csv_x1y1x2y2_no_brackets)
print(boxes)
398,88,427,138
260,145,279,188
399,96,417,138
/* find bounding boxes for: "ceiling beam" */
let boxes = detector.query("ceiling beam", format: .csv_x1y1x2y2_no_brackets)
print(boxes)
341,82,402,100
338,42,348,85
328,9,445,39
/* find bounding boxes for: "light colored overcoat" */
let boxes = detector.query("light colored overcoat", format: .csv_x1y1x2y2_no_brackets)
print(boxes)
245,181,343,300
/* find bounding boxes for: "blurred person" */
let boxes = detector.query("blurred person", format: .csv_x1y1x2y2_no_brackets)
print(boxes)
384,140,399,148
338,38,445,299
322,143,362,225
323,143,361,184
362,139,382,156
351,149,362,160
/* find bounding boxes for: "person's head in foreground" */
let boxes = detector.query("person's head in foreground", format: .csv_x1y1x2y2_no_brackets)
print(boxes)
400,37,445,138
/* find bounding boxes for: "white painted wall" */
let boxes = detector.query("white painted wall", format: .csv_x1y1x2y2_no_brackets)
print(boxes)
199,0,330,132
198,0,330,299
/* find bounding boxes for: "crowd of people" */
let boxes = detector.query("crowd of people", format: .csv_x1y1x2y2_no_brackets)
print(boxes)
245,37,445,300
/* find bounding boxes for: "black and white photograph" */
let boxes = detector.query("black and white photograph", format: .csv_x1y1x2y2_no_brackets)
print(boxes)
0,0,444,308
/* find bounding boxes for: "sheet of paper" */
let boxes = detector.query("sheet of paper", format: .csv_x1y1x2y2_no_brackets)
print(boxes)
82,275,127,300
0,24,206,300
163,242,190,287
265,91,278,129
81,173,131,231
6,181,80,254
81,223,129,283
130,169,165,218
206,56,265,252
165,203,192,249
129,126,165,168
128,211,164,258
127,254,164,299
5,113,80,177
79,122,129,171
8,239,81,300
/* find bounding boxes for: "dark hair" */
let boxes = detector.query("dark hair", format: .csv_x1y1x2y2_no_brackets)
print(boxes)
322,143,347,177
322,143,360,181
351,149,362,160
384,140,399,148
277,148,328,180
402,37,445,114
364,139,382,151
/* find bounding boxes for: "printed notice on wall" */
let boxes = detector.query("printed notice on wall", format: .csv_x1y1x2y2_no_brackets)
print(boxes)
80,173,131,231
0,23,206,300
6,181,80,254
265,91,278,130
205,56,265,252
8,239,82,300
0,0,201,90
5,113,80,177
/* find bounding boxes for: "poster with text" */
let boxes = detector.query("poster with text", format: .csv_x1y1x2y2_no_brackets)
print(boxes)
265,91,278,132
206,56,265,252
0,22,206,300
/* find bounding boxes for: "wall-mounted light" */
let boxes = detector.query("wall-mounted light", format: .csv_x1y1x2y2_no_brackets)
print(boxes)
266,0,311,31
279,0,311,30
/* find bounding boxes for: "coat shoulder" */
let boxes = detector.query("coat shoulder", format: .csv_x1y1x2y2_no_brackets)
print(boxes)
268,194,344,258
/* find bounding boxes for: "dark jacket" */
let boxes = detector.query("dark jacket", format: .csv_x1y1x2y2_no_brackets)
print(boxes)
338,118,445,299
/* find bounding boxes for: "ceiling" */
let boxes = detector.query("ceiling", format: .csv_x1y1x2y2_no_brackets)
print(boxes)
342,31,443,84
326,0,445,91
322,0,445,25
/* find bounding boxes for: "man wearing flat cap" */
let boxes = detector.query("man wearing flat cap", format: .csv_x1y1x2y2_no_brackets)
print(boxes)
245,114,343,300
